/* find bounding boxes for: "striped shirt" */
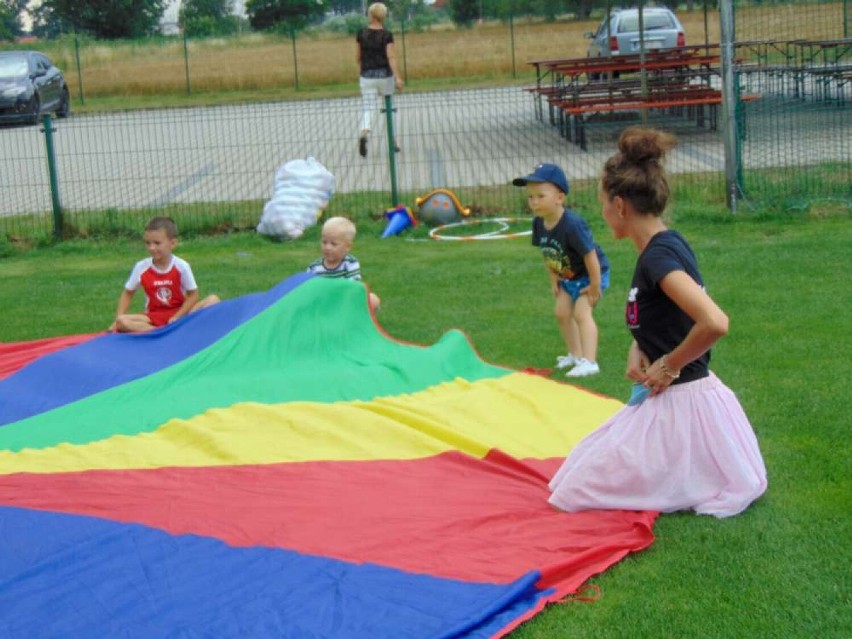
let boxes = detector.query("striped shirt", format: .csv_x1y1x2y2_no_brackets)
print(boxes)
306,254,362,280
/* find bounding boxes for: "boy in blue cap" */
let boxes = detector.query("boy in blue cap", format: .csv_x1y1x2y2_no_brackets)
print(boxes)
513,163,610,377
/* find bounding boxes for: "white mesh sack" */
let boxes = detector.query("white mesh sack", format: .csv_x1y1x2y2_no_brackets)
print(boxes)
257,157,335,240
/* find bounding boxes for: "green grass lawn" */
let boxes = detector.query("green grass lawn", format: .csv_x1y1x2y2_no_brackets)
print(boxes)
1,209,849,638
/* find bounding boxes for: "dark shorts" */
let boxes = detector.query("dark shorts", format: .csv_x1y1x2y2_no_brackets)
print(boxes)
559,270,611,302
361,68,392,79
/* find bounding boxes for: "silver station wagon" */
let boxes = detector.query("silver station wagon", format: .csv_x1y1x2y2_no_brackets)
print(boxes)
586,7,686,57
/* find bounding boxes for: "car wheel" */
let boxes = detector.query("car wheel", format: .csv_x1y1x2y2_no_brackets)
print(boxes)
28,94,41,125
56,88,70,118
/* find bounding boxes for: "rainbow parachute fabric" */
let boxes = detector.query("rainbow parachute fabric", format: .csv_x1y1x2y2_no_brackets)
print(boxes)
0,274,656,638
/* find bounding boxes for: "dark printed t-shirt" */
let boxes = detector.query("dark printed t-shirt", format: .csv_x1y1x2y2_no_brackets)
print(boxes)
532,208,609,280
626,230,709,384
357,28,394,74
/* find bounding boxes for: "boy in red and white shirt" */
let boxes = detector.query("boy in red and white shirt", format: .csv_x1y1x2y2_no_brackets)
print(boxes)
110,217,219,333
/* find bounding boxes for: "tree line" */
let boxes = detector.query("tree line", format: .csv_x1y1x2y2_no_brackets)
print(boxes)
1,0,705,42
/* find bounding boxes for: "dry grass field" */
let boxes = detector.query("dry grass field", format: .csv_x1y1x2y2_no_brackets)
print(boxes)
17,3,845,99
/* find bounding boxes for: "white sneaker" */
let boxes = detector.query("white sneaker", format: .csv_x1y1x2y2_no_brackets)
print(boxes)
566,359,600,377
555,354,580,369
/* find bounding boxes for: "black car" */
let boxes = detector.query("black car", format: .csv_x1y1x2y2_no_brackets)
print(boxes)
0,50,70,125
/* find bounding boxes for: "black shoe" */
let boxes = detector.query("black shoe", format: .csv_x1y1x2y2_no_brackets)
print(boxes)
394,144,401,153
359,136,368,157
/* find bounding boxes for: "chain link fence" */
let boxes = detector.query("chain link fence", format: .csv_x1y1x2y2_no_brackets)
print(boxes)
1,2,849,240
733,1,851,207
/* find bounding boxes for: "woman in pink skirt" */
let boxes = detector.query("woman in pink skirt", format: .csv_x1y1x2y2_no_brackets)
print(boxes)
548,127,767,518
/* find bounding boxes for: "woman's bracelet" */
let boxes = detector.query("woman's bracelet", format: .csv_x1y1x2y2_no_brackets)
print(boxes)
659,355,681,380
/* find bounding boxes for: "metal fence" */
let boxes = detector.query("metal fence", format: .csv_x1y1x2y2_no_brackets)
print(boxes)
0,2,849,240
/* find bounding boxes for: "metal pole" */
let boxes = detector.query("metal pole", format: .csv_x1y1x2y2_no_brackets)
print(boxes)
74,33,84,105
510,14,516,79
183,31,191,95
384,95,399,205
400,18,408,84
638,1,648,123
41,115,63,240
291,29,300,90
720,0,740,212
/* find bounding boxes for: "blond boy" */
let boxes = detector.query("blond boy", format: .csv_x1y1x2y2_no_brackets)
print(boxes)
307,216,381,312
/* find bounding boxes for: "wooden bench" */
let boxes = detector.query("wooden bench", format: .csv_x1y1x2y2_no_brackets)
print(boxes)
554,89,760,150
526,78,651,123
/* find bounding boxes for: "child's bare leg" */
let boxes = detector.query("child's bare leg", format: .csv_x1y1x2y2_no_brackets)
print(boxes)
554,290,582,358
368,292,381,313
114,314,156,333
572,296,598,363
191,294,220,313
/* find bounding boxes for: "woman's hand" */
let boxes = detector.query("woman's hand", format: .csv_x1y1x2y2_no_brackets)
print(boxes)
625,341,650,382
641,354,681,396
395,76,404,91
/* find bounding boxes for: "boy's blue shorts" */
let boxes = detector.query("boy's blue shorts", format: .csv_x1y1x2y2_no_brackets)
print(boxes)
559,270,610,302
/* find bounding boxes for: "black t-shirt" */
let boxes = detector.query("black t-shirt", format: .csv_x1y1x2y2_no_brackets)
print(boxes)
626,230,709,384
531,208,609,280
357,28,394,75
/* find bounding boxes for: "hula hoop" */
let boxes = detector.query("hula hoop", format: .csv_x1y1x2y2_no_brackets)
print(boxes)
428,217,532,241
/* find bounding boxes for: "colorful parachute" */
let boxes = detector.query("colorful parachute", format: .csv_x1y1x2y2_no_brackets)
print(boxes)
0,274,656,638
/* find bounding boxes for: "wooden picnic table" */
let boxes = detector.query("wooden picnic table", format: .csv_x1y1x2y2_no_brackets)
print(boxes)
524,44,762,151
528,44,721,88
527,46,723,122
788,38,851,67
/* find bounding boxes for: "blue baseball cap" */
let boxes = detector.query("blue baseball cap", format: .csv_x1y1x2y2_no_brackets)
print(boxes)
512,163,569,194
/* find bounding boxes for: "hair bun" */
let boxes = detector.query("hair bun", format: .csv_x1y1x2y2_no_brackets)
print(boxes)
618,127,676,164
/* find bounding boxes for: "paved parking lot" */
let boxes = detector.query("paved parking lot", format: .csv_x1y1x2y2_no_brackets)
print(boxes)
1,82,849,217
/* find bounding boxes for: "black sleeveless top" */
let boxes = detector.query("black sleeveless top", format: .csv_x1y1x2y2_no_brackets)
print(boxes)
357,28,394,76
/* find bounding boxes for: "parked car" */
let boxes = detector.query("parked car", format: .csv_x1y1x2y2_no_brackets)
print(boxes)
586,7,686,58
0,50,70,125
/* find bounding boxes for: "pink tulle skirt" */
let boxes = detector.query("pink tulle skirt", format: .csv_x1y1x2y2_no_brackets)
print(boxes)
548,373,767,518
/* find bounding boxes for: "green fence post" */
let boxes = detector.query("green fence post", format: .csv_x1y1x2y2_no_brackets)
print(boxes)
41,115,63,240
73,33,84,105
720,0,740,212
384,95,399,206
291,29,300,91
400,18,408,84
183,31,192,95
510,14,516,79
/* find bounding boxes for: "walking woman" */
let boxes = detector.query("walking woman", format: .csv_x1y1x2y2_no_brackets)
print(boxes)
356,2,404,157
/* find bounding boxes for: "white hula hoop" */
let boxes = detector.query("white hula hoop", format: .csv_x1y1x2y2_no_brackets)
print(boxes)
428,217,532,241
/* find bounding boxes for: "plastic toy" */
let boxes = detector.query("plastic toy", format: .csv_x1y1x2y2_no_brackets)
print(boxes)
381,205,417,238
415,189,470,226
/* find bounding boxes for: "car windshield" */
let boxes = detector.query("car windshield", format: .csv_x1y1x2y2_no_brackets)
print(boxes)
618,13,675,33
0,57,28,79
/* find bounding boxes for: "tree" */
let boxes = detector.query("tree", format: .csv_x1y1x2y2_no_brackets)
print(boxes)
179,0,239,36
29,2,73,38
44,0,167,39
325,0,361,15
0,0,25,40
447,0,478,27
245,0,326,33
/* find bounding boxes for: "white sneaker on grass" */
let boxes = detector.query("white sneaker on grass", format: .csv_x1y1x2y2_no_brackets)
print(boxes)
555,354,580,369
565,359,600,377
